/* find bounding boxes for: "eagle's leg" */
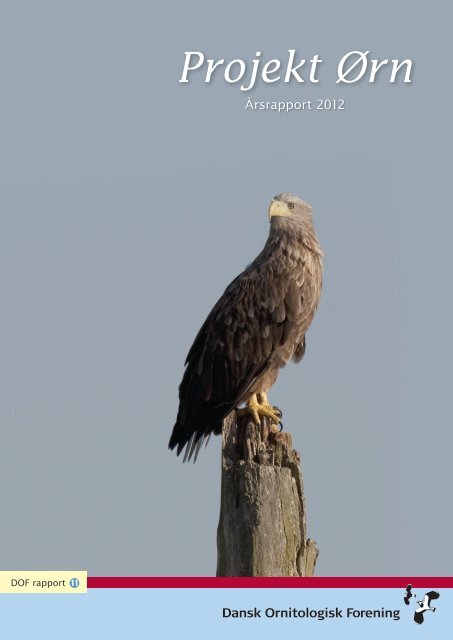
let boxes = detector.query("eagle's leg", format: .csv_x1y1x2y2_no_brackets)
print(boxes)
257,392,282,425
237,393,281,426
236,393,262,425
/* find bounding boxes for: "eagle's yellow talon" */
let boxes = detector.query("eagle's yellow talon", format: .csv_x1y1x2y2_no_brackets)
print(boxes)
237,393,281,425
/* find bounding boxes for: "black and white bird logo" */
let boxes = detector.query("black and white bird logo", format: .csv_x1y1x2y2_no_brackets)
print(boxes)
404,584,416,606
413,591,440,625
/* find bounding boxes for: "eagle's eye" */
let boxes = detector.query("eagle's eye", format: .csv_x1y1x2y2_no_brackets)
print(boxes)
288,202,295,210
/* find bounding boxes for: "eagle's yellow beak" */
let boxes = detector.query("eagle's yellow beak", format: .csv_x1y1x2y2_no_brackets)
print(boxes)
268,199,291,219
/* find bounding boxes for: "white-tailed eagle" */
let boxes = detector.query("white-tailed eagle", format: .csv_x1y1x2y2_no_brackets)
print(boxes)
169,193,323,461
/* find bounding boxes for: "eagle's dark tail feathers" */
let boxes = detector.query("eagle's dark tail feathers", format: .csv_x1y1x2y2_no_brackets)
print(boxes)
168,406,227,463
169,359,269,462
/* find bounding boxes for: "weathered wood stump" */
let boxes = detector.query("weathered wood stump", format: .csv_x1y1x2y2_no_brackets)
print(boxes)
216,412,318,577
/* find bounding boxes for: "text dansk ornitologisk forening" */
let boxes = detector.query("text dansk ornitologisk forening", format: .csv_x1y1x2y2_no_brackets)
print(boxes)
222,606,401,621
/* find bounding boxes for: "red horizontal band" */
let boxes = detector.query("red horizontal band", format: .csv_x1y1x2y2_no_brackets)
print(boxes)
87,577,453,589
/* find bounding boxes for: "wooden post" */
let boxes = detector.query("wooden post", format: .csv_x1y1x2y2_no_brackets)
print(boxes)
216,411,318,577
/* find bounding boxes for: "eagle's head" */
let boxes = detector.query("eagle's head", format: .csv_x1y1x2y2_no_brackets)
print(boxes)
268,193,318,248
269,192,312,224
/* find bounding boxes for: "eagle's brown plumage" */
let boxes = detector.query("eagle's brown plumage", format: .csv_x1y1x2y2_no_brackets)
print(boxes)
169,193,323,460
